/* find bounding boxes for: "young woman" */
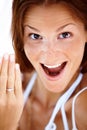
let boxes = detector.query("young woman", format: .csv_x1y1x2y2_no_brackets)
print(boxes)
0,0,87,130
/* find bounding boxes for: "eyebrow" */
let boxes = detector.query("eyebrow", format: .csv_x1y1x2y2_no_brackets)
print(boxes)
24,23,75,32
24,25,40,32
56,23,75,32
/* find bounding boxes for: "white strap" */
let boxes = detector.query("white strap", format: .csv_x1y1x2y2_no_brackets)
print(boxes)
61,104,69,130
23,72,37,104
45,73,83,130
72,87,87,130
61,73,83,130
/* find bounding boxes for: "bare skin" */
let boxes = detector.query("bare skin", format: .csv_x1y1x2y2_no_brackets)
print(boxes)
18,4,87,130
18,72,87,130
0,54,24,130
0,3,87,130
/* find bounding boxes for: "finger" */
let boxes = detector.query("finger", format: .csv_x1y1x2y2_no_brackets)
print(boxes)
15,64,23,97
7,54,15,95
0,54,9,92
0,57,2,73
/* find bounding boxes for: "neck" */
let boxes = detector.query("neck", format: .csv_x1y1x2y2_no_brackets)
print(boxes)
33,70,80,109
34,76,59,108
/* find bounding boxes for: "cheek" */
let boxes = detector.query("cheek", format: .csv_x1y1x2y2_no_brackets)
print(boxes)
67,41,85,71
24,44,41,63
65,39,85,59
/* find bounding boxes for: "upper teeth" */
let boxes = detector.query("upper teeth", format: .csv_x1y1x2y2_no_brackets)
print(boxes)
44,64,61,69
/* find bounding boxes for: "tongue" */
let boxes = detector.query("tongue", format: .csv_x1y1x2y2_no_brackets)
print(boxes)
43,62,66,77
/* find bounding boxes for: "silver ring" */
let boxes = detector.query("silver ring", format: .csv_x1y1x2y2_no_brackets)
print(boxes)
6,88,14,92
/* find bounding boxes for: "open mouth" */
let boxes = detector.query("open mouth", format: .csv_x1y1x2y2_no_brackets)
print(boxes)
41,62,67,77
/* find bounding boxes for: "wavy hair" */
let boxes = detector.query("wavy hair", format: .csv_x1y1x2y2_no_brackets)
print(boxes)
11,0,87,73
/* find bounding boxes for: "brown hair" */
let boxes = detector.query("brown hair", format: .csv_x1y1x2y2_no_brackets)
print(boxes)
11,0,87,73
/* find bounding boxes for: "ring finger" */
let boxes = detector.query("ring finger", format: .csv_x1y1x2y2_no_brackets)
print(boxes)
7,54,15,95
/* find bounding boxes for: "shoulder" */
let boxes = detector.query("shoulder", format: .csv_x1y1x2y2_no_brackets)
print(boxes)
75,72,87,109
80,72,87,87
74,75,87,128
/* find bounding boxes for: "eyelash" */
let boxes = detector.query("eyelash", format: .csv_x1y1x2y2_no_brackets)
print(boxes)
29,33,42,40
58,32,72,39
28,32,72,41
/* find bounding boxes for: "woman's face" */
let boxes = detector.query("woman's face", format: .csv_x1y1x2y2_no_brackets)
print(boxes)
23,4,87,92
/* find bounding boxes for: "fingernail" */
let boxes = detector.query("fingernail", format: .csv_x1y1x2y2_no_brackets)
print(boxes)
0,57,2,63
4,54,9,60
15,64,20,70
10,54,15,62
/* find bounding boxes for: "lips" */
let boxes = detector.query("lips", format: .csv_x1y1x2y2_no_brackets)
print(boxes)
41,62,67,77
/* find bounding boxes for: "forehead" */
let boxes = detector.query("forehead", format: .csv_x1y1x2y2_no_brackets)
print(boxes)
24,4,83,29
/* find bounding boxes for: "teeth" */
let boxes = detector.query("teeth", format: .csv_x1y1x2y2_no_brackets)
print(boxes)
44,64,61,69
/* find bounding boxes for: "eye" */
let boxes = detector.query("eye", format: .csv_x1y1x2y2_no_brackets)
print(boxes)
29,33,42,40
58,32,71,39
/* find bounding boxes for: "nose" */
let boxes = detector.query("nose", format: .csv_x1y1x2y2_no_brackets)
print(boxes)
40,40,64,62
41,39,61,54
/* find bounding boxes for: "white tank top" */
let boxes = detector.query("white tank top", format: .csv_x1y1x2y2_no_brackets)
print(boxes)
23,72,87,130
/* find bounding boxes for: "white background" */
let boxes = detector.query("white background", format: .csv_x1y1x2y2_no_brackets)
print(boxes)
0,0,14,56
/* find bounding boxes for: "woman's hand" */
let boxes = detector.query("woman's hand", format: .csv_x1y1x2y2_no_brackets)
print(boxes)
0,54,24,130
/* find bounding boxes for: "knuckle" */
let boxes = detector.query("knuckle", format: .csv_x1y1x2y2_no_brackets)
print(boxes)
8,76,14,82
0,99,7,108
7,97,16,106
0,75,7,82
